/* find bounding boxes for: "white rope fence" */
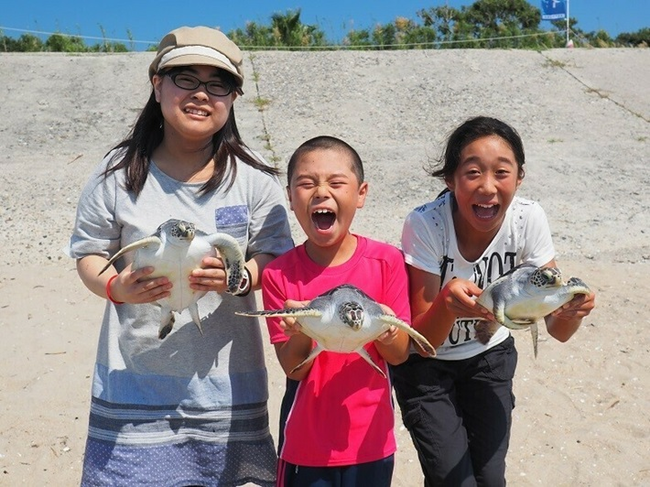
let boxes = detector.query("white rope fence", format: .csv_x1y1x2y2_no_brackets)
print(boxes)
0,25,568,51
0,26,157,47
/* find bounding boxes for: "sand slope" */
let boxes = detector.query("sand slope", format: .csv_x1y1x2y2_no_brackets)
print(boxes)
0,48,648,485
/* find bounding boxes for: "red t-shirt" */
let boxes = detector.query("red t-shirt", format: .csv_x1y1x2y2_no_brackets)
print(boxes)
262,236,411,467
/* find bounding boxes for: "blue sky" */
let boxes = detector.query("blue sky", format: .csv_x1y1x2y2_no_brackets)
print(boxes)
1,1,648,50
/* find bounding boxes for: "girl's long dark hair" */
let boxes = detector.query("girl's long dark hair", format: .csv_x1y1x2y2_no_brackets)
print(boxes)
431,116,526,181
103,71,278,196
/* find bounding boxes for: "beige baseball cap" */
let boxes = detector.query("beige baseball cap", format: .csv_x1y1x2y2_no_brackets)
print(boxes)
149,26,244,88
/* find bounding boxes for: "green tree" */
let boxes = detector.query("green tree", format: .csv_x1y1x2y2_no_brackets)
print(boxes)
90,41,129,52
418,5,463,45
344,28,372,48
270,9,325,47
45,33,88,52
0,35,18,52
228,22,274,47
346,17,436,50
616,27,650,47
228,9,326,48
418,0,555,49
2,33,44,52
371,22,397,49
586,29,614,47
460,0,543,48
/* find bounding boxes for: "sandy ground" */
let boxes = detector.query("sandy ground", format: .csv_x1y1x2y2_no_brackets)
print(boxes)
0,47,649,486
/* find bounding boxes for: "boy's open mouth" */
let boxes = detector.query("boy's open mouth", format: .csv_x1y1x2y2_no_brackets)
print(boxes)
473,204,499,220
312,209,336,230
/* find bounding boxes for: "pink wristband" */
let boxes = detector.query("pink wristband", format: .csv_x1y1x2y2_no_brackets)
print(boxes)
106,274,124,305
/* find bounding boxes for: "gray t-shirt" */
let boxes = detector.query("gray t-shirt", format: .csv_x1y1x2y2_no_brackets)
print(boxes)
68,150,293,486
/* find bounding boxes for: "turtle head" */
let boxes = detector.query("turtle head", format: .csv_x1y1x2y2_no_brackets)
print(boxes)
162,219,196,242
530,266,562,288
339,302,364,330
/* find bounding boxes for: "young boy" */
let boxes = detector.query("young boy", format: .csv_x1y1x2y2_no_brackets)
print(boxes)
261,136,413,486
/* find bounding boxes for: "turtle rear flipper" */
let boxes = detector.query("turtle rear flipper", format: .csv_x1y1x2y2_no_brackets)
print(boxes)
355,348,387,378
188,302,204,336
530,323,539,358
503,316,540,358
475,320,499,344
158,311,175,340
290,344,325,375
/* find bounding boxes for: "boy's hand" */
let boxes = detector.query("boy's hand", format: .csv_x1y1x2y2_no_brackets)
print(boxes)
280,299,309,337
375,304,398,345
376,325,398,345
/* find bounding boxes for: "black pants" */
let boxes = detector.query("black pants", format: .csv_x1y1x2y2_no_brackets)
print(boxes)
277,456,394,487
391,336,518,487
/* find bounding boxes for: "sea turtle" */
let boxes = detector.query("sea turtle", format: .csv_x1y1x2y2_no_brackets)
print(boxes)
475,264,591,357
98,218,245,339
237,284,436,378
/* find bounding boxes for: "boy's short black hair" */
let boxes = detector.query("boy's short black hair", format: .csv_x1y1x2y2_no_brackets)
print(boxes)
287,136,364,186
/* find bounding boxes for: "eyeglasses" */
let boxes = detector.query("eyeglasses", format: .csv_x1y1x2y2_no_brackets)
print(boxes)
167,72,235,97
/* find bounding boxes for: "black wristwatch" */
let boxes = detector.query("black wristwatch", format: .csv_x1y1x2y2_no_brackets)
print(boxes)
234,267,252,296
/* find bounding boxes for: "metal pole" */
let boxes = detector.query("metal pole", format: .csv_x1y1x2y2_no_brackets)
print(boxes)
566,0,570,45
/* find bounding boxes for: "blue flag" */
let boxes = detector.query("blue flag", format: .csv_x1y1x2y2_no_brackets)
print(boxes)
541,0,567,20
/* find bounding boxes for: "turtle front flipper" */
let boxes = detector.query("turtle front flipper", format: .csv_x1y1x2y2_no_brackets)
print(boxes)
493,297,507,326
98,236,162,276
566,277,590,293
235,309,322,319
207,233,245,294
378,314,436,358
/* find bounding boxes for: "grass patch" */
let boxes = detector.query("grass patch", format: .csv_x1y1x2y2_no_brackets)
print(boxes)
543,58,567,69
254,96,271,111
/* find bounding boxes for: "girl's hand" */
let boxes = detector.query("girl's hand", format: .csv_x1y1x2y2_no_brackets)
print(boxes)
189,256,229,293
110,266,172,304
441,278,495,321
551,291,596,320
280,299,309,337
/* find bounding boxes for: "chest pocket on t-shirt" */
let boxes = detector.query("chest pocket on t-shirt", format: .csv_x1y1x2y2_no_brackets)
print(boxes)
215,205,249,241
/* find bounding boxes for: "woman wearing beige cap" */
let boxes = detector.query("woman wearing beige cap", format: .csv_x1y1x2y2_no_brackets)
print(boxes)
68,26,293,486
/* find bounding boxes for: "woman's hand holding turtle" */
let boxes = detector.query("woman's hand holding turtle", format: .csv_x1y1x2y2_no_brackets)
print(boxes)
111,266,172,304
189,256,230,293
